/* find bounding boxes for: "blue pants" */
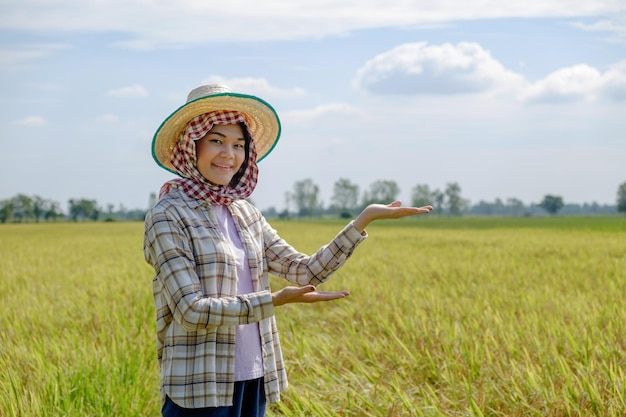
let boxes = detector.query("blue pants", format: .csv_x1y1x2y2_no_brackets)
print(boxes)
162,378,266,417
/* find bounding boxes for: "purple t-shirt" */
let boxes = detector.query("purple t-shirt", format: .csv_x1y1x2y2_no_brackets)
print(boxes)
212,204,264,381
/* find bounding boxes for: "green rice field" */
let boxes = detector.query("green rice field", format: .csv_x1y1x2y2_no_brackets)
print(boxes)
1,217,625,416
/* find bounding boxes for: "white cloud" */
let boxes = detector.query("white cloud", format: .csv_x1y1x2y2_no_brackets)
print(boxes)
15,116,45,126
1,1,625,47
0,44,70,69
521,64,603,103
599,60,626,101
572,14,626,43
353,42,525,96
352,41,626,104
201,76,306,99
106,84,149,98
521,61,626,103
283,102,359,124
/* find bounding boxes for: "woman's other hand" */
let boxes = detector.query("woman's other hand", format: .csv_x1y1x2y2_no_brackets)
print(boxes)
272,285,350,307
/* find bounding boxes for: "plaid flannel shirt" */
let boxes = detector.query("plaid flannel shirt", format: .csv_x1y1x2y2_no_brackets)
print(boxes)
144,186,366,408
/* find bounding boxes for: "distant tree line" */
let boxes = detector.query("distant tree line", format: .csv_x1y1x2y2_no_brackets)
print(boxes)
1,181,624,223
264,178,625,219
0,194,149,223
0,194,64,223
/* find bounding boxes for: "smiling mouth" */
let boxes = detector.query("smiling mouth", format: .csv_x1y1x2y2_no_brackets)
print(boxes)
213,163,233,170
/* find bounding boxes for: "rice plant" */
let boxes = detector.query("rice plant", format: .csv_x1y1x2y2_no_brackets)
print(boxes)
1,217,624,416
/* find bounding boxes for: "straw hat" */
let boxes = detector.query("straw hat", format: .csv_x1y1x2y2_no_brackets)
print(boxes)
152,84,281,173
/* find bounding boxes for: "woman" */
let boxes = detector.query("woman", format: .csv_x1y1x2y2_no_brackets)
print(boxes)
144,84,433,417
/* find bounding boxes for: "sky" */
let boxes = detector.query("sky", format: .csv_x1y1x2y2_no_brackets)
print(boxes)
1,0,625,212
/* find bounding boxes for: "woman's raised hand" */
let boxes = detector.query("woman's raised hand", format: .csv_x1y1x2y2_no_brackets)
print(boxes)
353,200,433,233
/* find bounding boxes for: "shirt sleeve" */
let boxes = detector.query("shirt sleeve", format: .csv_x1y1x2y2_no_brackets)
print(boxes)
263,219,367,286
144,205,275,332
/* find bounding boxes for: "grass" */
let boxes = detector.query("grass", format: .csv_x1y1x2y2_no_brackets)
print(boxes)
1,217,625,416
0,223,157,416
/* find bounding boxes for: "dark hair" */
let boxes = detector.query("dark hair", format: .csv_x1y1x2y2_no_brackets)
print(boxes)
228,122,253,187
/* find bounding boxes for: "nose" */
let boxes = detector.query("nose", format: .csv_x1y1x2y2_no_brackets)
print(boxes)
220,146,235,158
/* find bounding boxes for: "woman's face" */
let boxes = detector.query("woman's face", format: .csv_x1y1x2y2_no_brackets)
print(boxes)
195,123,246,185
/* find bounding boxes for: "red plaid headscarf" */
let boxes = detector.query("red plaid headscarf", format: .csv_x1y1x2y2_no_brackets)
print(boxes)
159,111,259,205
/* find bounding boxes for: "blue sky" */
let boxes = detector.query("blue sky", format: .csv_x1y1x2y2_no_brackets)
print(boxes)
1,1,625,212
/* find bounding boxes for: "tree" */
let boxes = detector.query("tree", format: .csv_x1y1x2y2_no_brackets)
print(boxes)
433,190,445,215
330,178,359,218
282,191,292,217
0,194,63,222
445,182,467,216
0,199,14,223
539,195,564,215
288,178,320,217
68,199,100,221
12,194,34,222
32,195,46,222
44,202,62,221
506,198,526,217
617,182,626,215
411,184,436,207
361,180,400,207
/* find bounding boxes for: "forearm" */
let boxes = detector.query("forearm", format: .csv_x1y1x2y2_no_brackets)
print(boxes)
353,211,373,234
266,221,366,285
173,290,275,331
